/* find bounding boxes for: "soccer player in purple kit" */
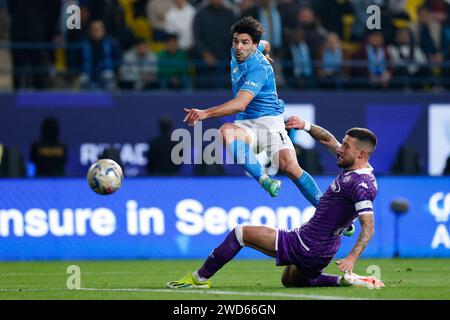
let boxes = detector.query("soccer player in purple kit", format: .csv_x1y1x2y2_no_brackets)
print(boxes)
167,116,385,289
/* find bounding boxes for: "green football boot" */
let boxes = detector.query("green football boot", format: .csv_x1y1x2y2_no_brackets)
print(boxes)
260,176,281,197
343,224,356,237
166,273,211,289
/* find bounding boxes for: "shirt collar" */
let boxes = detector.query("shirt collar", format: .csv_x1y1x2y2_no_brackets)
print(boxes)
236,49,261,71
345,164,374,175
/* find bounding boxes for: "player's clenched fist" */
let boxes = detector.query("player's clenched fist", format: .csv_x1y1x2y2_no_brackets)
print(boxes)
285,116,305,130
184,108,206,126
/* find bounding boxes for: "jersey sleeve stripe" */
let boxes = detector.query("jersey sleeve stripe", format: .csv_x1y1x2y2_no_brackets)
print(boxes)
358,211,374,215
355,200,373,211
239,88,256,97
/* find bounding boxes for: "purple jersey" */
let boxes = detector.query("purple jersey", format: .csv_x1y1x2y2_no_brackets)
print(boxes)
296,166,377,258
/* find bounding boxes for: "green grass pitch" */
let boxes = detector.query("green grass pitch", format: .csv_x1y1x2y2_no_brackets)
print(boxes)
0,259,449,300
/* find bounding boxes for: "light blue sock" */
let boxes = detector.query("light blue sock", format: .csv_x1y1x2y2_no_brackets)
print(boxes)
294,171,323,207
227,140,263,181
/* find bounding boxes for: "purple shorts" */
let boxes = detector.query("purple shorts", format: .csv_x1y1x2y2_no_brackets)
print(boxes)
276,228,333,278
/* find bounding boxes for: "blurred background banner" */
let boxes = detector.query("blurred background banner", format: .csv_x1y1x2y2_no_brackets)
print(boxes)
0,176,448,261
2,91,450,177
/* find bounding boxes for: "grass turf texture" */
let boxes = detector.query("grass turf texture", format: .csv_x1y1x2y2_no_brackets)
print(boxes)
0,259,449,300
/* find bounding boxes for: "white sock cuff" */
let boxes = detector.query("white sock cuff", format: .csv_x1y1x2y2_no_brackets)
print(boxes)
235,225,245,247
258,174,268,185
303,120,312,132
193,271,208,282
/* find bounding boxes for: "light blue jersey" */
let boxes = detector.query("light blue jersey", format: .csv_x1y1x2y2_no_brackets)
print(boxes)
231,45,285,120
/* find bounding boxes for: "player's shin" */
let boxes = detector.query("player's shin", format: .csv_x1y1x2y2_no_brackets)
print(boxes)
195,226,245,280
226,140,263,181
294,170,323,207
305,274,341,287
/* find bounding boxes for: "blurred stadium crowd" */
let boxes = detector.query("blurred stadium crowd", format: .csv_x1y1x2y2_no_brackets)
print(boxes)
0,0,449,91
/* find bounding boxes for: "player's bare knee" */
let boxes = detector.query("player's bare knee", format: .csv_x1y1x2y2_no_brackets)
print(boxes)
219,123,235,144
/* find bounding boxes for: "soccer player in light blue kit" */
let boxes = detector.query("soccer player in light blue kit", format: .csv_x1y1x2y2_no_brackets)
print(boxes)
183,16,322,206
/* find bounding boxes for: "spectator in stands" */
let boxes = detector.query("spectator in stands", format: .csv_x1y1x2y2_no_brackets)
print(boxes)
410,6,445,67
425,0,449,25
241,0,283,53
158,34,190,90
238,0,256,16
104,1,136,51
314,0,354,40
147,116,181,176
119,38,159,90
0,0,11,91
295,6,327,60
388,28,429,89
276,0,302,54
164,0,196,51
146,0,173,41
193,0,236,88
0,0,8,39
443,28,450,89
66,3,91,80
133,0,149,18
317,33,344,89
352,30,392,89
30,117,67,177
79,20,121,90
8,0,61,89
350,0,384,41
283,27,314,89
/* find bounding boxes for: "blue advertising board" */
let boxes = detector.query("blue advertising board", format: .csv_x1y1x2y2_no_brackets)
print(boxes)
0,176,448,261
2,92,450,176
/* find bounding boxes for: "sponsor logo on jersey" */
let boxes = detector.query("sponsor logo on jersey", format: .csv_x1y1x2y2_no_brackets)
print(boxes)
331,179,341,193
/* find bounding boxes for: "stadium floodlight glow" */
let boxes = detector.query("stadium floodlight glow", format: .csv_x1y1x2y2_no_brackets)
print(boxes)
390,198,410,258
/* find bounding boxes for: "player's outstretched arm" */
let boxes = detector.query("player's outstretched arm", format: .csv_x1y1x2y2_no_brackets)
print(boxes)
336,214,375,273
285,116,341,155
184,91,253,126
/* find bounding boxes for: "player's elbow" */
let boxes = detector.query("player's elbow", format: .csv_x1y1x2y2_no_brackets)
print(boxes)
236,103,247,112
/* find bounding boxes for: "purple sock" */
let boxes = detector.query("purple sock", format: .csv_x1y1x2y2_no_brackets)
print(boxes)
197,228,243,279
305,274,340,287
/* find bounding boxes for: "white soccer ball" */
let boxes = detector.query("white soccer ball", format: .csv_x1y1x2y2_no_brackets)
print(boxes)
87,159,123,195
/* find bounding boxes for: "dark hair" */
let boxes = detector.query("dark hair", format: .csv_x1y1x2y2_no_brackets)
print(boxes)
41,117,60,142
346,128,377,153
230,16,264,44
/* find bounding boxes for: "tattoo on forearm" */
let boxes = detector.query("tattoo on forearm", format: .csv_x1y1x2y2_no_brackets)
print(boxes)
309,124,340,154
309,125,334,142
349,222,374,259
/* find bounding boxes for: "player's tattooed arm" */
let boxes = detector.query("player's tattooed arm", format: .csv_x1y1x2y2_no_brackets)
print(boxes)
285,116,341,155
308,124,341,156
336,214,374,272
